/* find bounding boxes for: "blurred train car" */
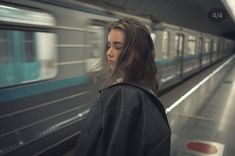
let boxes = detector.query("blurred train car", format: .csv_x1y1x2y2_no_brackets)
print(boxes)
0,1,152,155
0,0,234,155
153,23,235,89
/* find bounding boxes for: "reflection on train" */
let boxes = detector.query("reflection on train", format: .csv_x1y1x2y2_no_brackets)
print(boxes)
0,1,234,155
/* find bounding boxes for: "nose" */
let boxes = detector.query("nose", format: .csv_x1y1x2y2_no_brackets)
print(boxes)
106,47,113,58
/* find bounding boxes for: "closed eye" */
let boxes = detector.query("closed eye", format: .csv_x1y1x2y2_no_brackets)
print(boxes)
114,45,122,50
106,42,123,51
113,42,123,50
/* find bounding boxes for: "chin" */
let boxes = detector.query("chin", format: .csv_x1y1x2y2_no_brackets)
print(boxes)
110,67,114,71
109,65,115,71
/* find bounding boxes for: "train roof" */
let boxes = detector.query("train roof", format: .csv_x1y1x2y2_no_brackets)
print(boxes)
0,3,55,27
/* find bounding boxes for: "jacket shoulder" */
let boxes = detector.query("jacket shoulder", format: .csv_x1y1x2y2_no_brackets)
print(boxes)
99,84,145,113
100,83,170,127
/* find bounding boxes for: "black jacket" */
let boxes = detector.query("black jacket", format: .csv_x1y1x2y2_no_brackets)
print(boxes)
74,82,171,156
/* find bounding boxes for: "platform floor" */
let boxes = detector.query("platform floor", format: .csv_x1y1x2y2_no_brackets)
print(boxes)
161,56,235,156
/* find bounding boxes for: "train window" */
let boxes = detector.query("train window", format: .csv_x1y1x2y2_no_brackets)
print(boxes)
198,37,203,53
23,32,36,62
0,30,11,63
213,41,217,52
187,35,196,55
204,38,210,53
175,34,184,57
162,31,169,59
0,4,57,88
86,25,105,72
87,27,104,58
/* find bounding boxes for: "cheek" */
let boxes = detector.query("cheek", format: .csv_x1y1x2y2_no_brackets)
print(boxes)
114,51,121,61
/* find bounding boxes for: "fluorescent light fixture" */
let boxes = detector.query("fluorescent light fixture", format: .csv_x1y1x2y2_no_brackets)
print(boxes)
222,0,235,22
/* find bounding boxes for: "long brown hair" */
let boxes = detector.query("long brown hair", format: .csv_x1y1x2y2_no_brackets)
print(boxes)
100,18,158,95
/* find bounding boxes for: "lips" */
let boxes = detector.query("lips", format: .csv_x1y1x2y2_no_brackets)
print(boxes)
108,60,115,70
108,60,114,64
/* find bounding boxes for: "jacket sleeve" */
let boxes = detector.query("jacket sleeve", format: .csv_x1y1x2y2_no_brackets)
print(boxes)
147,134,171,156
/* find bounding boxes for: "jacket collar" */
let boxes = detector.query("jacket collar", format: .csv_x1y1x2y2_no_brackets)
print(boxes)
104,82,158,99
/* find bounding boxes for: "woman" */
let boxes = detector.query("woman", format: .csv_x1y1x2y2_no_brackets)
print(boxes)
74,18,171,156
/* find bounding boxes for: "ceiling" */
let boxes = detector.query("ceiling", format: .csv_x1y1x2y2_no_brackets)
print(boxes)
76,0,235,40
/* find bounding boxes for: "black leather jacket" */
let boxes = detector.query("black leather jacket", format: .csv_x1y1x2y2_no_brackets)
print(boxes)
74,82,171,156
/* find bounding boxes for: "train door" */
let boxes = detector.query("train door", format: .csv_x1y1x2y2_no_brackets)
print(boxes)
221,41,225,59
210,39,214,64
202,38,211,67
175,34,184,79
0,30,13,86
198,37,203,69
212,40,217,63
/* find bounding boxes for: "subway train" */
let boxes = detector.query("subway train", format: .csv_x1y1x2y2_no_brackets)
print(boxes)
0,0,234,155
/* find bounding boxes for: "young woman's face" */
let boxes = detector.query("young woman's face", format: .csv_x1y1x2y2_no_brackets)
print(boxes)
106,29,125,71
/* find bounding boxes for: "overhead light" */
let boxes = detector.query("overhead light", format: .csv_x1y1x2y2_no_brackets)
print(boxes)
222,0,235,22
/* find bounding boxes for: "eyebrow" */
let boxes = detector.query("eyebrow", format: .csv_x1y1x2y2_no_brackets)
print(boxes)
107,41,123,45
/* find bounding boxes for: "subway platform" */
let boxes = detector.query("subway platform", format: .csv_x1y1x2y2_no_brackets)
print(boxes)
160,55,235,156
64,56,235,156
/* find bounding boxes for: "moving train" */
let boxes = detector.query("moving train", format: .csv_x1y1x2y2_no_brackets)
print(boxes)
0,0,234,155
